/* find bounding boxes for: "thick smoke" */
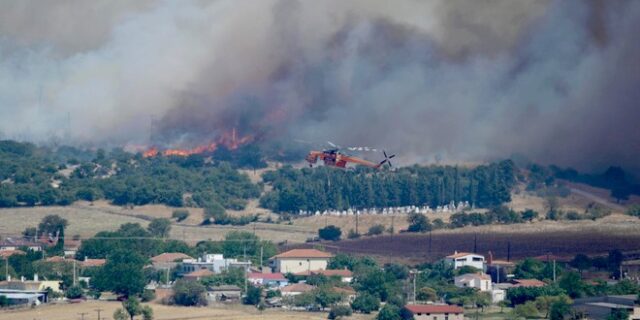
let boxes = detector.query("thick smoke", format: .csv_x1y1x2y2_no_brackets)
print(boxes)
0,0,638,173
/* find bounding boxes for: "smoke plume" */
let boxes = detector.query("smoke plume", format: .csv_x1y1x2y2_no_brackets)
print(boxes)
0,0,638,173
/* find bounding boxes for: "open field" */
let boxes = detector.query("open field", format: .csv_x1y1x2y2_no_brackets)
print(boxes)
0,300,375,320
1,179,638,250
287,215,640,264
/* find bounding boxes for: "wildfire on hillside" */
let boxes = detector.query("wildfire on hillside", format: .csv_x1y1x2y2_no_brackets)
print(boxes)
143,127,254,157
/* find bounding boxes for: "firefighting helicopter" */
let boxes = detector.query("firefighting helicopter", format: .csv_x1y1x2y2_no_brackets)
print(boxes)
305,141,395,169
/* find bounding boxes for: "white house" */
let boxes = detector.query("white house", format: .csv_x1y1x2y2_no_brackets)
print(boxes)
444,251,485,270
454,273,492,291
247,273,289,288
405,304,465,320
491,289,506,303
294,269,353,283
181,254,250,274
270,249,333,274
280,282,316,297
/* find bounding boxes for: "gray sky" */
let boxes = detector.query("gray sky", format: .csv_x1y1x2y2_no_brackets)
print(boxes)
0,0,638,173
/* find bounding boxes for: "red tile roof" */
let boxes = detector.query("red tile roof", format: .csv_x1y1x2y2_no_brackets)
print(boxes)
446,252,483,259
63,240,82,249
281,282,315,293
0,250,25,258
295,269,353,277
511,279,546,287
184,269,215,278
405,304,464,314
80,258,106,268
46,256,76,263
272,249,333,259
151,252,193,263
488,259,515,266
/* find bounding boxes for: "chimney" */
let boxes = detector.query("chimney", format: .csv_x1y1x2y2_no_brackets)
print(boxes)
34,274,38,282
487,251,493,265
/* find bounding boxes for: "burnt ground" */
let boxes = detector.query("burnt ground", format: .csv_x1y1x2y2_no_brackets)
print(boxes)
283,231,640,265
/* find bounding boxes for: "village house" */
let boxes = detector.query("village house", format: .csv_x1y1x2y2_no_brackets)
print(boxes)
0,238,43,252
63,239,81,257
280,282,316,297
0,274,62,293
510,279,547,288
80,257,106,268
0,249,25,259
444,251,485,270
491,288,506,303
0,274,62,306
270,249,333,274
454,273,492,291
206,285,242,303
404,304,465,320
151,252,193,270
332,286,357,303
247,272,289,288
181,254,250,275
183,268,215,281
572,295,640,320
294,268,353,283
622,259,640,281
485,251,515,283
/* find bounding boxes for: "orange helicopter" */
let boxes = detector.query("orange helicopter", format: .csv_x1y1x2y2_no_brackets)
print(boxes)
305,141,395,169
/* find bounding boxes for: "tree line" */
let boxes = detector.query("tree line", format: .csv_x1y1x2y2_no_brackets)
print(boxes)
260,160,516,213
0,140,261,209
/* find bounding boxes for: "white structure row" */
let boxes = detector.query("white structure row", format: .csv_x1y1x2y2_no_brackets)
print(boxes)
298,201,471,216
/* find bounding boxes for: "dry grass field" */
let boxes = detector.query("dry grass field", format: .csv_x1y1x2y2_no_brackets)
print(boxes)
0,300,374,320
0,179,637,249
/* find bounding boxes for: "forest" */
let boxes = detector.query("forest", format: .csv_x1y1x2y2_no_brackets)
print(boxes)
0,140,260,209
259,160,516,213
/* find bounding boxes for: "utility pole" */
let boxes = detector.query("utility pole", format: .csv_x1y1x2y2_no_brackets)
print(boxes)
620,264,623,280
166,267,170,285
553,260,557,283
355,212,359,235
496,264,500,283
409,270,422,304
391,215,395,234
73,260,77,286
413,273,417,304
260,246,264,270
95,309,103,320
4,257,8,281
78,312,88,320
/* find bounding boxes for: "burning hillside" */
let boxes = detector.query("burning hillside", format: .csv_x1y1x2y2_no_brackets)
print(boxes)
143,128,254,157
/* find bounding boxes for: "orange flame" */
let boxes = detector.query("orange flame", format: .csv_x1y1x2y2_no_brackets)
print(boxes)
143,128,254,158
